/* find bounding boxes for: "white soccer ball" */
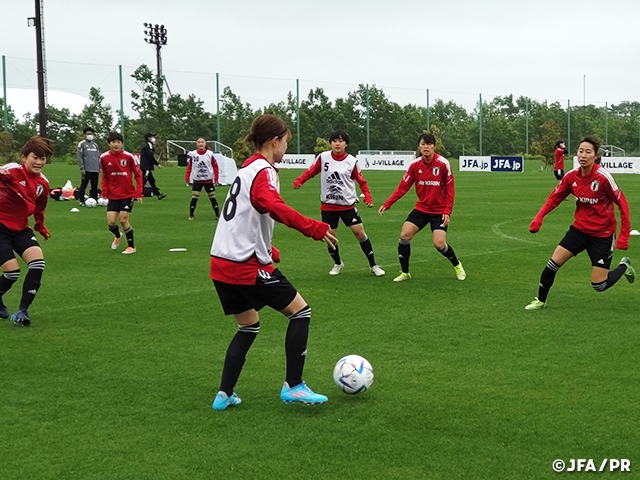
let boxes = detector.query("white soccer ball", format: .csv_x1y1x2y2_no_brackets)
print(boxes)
97,197,108,207
333,355,374,394
84,198,97,208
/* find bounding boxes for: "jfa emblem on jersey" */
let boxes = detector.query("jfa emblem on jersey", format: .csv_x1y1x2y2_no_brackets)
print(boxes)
36,185,44,196
591,180,600,192
432,166,440,176
120,159,127,167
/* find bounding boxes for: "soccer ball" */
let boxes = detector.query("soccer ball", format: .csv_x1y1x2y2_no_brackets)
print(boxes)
97,197,108,207
84,198,97,208
333,355,374,394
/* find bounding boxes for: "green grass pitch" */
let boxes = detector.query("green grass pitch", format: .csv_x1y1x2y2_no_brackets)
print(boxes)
0,161,638,479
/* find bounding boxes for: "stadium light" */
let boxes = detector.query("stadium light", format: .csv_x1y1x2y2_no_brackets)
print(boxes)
143,22,168,107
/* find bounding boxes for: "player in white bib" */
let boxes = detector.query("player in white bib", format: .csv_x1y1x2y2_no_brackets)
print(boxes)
293,130,385,277
185,138,220,220
210,114,337,411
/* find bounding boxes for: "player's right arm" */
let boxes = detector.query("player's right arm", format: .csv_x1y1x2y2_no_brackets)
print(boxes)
293,155,321,189
100,156,109,198
253,168,329,240
379,165,415,213
185,154,192,184
529,176,572,232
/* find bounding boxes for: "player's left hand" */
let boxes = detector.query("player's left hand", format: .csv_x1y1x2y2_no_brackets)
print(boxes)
529,218,542,233
365,201,373,208
323,232,338,250
442,214,450,226
36,227,51,241
616,237,629,250
136,197,143,204
378,205,387,215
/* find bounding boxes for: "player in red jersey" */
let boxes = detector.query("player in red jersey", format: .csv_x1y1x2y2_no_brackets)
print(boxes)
0,136,52,326
100,132,143,255
293,129,384,277
210,114,336,410
378,133,466,282
185,138,220,221
553,140,567,180
526,136,635,310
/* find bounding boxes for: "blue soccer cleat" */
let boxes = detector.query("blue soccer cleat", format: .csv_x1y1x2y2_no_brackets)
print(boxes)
280,382,328,405
212,391,241,411
0,302,9,319
11,309,31,327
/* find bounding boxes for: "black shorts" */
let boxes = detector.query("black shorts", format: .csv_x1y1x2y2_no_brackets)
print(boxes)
107,198,135,213
405,210,448,232
554,169,565,181
0,223,40,265
321,208,362,229
558,225,615,269
213,268,298,315
192,182,215,194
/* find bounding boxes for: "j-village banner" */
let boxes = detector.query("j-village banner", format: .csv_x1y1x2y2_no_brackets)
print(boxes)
279,153,415,170
572,157,640,174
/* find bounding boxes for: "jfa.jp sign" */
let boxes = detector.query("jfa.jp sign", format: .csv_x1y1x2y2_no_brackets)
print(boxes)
460,156,524,172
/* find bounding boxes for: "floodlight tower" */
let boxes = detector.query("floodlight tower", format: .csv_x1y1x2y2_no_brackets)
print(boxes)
28,0,48,137
143,23,167,106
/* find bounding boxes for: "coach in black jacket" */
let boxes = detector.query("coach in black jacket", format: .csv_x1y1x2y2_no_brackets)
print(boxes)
140,133,166,199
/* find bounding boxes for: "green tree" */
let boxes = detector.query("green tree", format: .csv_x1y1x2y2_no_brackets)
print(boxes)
75,87,115,152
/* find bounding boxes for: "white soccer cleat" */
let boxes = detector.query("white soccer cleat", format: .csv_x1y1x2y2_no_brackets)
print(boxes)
329,262,344,275
370,265,385,277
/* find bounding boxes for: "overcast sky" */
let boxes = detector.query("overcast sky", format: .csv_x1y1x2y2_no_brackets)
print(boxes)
2,0,640,119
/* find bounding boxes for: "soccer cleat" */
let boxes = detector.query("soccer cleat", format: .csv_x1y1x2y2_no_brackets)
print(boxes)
11,309,30,327
157,193,167,200
620,257,635,284
122,247,136,255
454,262,466,280
212,391,242,411
111,234,122,250
393,272,411,282
370,265,385,277
524,297,546,311
188,216,194,221
329,262,344,275
280,382,328,405
0,303,9,319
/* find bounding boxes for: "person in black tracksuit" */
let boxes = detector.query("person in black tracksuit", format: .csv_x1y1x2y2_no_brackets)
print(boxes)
139,133,166,200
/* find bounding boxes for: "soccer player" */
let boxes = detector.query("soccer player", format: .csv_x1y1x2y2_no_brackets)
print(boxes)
100,132,143,255
0,136,52,326
526,136,635,310
185,138,220,221
210,114,336,411
553,140,567,181
293,129,384,277
378,133,466,282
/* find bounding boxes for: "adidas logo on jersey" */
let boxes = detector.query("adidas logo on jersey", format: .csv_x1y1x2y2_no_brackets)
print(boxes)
19,181,26,186
572,182,577,187
597,259,605,265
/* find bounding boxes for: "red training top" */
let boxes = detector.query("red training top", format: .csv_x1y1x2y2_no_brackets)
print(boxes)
100,150,143,200
0,162,50,236
531,164,631,249
554,148,565,171
382,153,455,215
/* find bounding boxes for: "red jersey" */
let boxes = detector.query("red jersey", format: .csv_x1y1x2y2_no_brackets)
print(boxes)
554,148,565,170
100,150,143,200
382,154,454,215
210,154,329,285
532,164,630,245
293,151,372,211
0,163,50,235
